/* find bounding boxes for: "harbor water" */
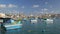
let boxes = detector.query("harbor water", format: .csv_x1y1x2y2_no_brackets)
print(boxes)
1,18,60,34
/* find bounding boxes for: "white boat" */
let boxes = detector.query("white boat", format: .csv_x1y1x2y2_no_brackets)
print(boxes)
44,18,53,24
30,18,38,24
31,19,37,23
46,19,53,21
0,18,22,30
4,24,22,30
4,20,22,30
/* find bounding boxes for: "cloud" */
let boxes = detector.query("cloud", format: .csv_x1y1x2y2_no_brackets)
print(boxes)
8,4,17,8
44,8,48,11
0,4,17,8
42,8,48,11
12,10,19,13
45,2,48,4
41,8,49,14
51,11,54,13
0,4,6,8
33,5,39,8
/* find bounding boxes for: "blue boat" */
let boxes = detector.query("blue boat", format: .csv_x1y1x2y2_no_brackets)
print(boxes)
0,18,22,30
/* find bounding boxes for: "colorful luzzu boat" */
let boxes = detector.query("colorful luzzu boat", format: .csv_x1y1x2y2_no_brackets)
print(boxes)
0,18,22,30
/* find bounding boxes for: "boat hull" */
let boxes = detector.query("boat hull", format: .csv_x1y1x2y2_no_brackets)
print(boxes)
4,24,22,30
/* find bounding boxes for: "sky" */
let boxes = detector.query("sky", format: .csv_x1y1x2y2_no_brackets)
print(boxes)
0,0,60,15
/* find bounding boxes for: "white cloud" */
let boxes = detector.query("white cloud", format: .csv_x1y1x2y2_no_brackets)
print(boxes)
33,5,39,8
8,4,17,8
44,8,48,11
41,8,49,14
0,4,6,8
51,11,54,13
42,8,48,11
45,2,48,4
0,4,18,8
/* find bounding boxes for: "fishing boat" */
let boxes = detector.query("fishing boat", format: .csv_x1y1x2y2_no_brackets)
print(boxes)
0,18,22,30
4,24,22,30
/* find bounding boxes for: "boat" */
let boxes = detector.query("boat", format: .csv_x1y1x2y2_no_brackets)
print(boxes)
30,17,38,24
4,24,22,30
0,18,22,30
43,18,53,24
31,19,37,23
